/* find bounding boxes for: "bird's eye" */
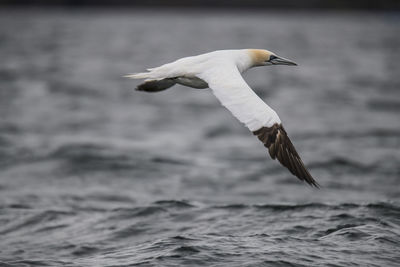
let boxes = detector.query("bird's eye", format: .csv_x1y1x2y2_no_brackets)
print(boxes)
269,55,278,61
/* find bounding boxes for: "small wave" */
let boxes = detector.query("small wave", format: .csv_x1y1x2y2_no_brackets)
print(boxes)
46,143,191,175
213,204,248,210
0,261,15,267
365,202,400,225
71,245,100,256
150,156,189,165
204,126,234,139
86,193,134,204
49,143,137,173
170,235,198,241
153,200,196,208
48,81,102,98
211,202,399,214
323,223,361,236
0,210,75,235
307,156,392,177
254,203,330,211
172,245,200,254
323,227,373,241
111,225,150,239
308,157,370,171
1,203,32,210
261,260,308,267
112,206,167,218
329,213,356,220
0,260,67,267
373,235,400,245
366,202,400,212
295,129,400,140
35,224,69,233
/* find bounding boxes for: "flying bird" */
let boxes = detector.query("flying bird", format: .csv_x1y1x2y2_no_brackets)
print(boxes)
125,49,319,187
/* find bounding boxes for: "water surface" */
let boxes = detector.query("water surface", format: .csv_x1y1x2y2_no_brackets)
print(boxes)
0,9,399,267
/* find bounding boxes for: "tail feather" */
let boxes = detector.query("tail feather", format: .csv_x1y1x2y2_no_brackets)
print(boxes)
125,66,177,92
124,72,152,79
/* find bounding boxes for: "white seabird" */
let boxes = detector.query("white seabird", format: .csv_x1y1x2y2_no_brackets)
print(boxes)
125,49,319,187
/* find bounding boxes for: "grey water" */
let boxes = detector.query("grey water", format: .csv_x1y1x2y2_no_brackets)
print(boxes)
0,8,399,267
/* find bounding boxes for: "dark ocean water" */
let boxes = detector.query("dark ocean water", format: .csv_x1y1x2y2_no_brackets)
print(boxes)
0,8,400,267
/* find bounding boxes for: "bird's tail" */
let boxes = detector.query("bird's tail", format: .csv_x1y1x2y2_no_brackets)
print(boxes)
124,65,171,81
124,69,177,92
124,61,180,81
124,71,154,80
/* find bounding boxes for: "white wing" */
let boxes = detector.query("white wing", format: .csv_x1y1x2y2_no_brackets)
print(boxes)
198,65,281,132
198,65,319,187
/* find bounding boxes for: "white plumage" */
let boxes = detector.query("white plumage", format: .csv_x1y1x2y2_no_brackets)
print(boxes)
126,49,319,187
197,63,281,131
127,49,281,131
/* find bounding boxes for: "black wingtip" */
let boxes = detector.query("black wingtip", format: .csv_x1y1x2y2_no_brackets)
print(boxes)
310,181,321,189
306,177,321,189
253,123,321,189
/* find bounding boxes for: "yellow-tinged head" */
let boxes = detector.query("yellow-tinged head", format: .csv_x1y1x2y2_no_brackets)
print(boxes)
248,49,297,67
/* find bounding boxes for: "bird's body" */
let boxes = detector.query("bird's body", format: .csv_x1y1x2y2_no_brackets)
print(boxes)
126,49,319,187
131,50,250,81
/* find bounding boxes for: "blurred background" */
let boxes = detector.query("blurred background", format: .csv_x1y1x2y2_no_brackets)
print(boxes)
0,1,399,267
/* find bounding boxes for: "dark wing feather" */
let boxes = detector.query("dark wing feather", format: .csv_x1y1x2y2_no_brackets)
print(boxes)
136,78,176,92
253,123,319,187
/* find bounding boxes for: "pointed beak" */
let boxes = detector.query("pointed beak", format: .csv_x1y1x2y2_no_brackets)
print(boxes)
270,56,297,66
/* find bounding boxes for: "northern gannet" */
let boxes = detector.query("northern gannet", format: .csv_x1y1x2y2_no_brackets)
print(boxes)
125,49,319,187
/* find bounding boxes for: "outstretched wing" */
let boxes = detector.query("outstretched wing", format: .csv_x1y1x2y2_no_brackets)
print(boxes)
253,124,319,187
198,66,319,187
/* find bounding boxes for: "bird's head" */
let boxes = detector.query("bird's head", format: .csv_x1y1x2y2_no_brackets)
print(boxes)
248,49,297,67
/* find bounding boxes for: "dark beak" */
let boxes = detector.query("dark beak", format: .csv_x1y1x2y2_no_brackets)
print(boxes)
270,56,297,66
